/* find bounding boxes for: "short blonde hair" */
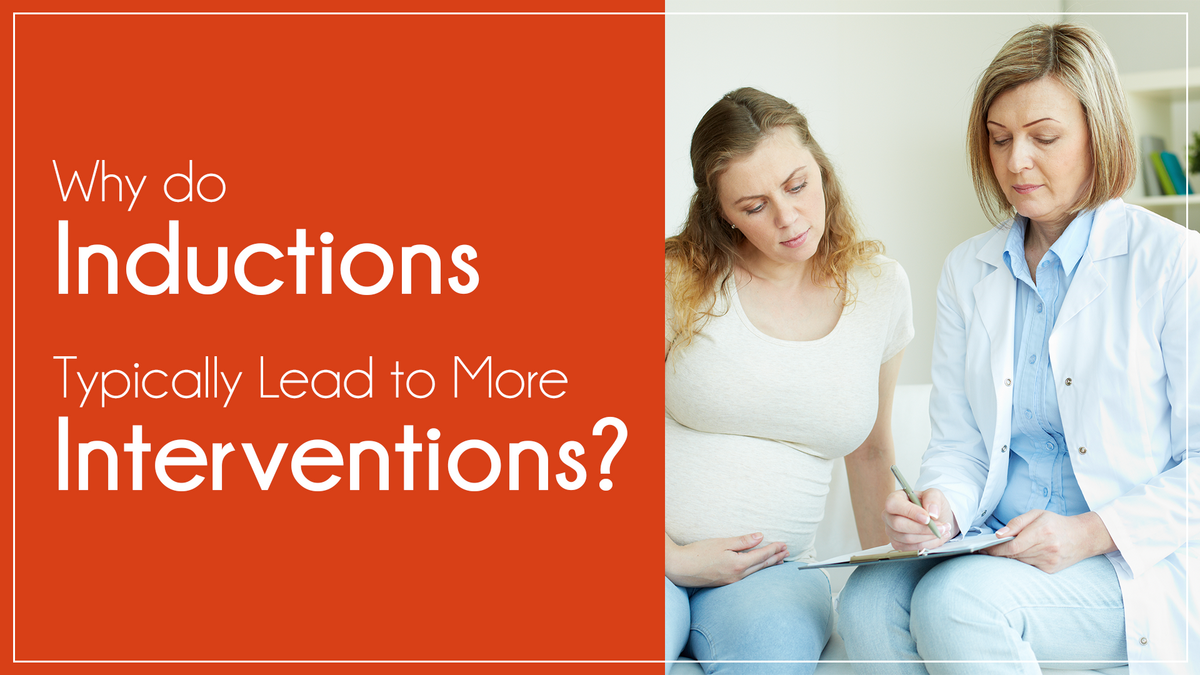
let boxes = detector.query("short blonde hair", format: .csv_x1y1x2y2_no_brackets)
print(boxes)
967,23,1136,225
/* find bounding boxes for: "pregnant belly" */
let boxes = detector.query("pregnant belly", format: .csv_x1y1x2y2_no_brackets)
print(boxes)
665,415,833,562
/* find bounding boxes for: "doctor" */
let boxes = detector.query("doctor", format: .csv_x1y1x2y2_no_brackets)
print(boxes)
837,23,1197,675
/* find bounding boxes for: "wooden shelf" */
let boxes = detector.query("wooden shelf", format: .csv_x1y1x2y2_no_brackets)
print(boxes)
1122,68,1197,207
1126,194,1199,207
1121,68,1199,99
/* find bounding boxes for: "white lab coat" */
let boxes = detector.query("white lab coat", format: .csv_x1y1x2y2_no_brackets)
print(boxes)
917,199,1199,674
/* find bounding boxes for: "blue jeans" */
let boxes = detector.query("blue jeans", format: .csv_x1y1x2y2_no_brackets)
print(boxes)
836,554,1127,674
665,564,833,674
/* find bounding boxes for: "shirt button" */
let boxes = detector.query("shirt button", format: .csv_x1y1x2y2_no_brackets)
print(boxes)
1005,378,1012,386
1028,355,1036,364
1037,303,1044,313
1065,378,1072,386
1078,447,1088,455
1043,487,1048,497
1025,410,1033,419
1140,637,1148,645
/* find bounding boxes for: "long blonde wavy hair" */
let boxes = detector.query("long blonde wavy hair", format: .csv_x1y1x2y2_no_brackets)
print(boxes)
666,87,882,352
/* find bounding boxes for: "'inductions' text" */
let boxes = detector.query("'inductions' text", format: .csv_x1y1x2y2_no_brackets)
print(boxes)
56,220,480,296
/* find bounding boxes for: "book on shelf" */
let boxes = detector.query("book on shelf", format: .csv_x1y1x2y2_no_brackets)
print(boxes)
1151,152,1177,196
1159,151,1194,195
1141,135,1165,197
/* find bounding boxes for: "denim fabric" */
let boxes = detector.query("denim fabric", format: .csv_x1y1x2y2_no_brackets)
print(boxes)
665,564,833,674
837,554,1126,674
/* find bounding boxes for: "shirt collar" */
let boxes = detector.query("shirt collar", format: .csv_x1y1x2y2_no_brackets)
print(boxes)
1002,209,1095,279
1002,218,1031,283
1049,209,1094,276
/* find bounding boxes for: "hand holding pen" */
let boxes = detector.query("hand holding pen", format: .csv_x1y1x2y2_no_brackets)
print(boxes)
882,465,959,551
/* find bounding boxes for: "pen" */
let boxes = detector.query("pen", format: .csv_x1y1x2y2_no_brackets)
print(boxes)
891,465,942,538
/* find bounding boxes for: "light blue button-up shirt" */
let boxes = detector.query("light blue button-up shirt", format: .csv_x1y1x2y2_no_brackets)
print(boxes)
985,210,1094,531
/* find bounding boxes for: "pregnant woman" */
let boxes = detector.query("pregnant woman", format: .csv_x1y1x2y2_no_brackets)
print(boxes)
665,87,914,674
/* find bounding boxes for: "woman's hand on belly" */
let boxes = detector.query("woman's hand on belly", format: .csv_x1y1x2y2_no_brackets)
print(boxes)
983,510,1117,574
664,532,789,588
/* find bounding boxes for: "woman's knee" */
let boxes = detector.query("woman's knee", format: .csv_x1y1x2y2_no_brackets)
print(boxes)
838,559,927,635
714,567,830,641
665,577,691,673
909,556,1017,647
835,565,884,636
688,566,832,665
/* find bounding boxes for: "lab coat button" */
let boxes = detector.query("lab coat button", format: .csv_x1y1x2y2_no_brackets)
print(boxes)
1004,378,1012,386
1078,447,1087,455
1065,377,1072,386
1140,637,1148,645
1000,445,1007,453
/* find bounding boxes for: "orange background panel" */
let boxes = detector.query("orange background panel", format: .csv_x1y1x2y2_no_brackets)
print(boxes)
9,9,664,668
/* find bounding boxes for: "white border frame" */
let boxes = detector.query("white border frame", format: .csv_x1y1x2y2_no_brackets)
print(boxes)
9,7,1190,662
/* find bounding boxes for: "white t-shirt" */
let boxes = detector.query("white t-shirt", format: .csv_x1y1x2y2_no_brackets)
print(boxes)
665,256,913,562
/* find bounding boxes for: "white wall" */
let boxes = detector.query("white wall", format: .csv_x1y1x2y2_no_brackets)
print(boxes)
665,0,1190,386
1064,0,1194,72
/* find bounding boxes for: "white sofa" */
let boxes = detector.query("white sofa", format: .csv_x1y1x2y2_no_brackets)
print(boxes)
672,383,1129,675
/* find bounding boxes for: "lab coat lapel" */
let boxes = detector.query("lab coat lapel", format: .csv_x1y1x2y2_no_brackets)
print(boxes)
973,230,1017,391
1055,252,1107,328
1055,201,1127,329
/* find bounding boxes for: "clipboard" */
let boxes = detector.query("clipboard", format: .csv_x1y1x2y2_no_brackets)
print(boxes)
794,534,1014,571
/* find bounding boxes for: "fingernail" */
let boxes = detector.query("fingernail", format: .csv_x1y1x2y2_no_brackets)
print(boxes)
997,527,1009,536
752,533,762,540
922,514,931,525
929,506,939,519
